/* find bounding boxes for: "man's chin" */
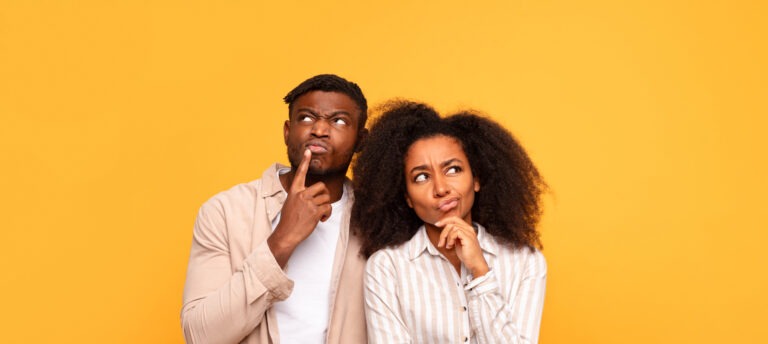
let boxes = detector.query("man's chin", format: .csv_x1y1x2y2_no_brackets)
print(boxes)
288,162,346,177
307,166,348,177
308,159,324,171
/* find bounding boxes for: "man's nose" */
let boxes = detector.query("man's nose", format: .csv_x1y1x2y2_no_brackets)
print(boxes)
311,119,330,137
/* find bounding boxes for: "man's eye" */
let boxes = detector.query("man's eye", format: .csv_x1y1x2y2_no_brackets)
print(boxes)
298,115,313,122
414,173,427,183
333,118,348,126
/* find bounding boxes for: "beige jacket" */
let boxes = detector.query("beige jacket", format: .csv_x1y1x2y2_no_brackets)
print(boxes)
181,163,366,344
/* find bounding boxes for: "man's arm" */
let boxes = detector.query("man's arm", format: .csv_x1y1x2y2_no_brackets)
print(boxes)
182,150,332,344
181,197,293,344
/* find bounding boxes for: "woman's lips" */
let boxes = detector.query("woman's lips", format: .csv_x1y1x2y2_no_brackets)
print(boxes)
438,198,459,212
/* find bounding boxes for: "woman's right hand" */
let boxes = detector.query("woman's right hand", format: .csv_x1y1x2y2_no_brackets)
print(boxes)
435,216,490,277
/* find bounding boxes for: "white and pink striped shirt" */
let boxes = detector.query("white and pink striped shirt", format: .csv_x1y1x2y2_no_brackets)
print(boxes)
364,224,546,344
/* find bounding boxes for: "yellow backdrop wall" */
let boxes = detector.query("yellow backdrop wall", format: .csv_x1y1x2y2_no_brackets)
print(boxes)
2,1,766,343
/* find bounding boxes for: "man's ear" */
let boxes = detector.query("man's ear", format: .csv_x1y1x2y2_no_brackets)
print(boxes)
354,127,369,153
283,120,290,145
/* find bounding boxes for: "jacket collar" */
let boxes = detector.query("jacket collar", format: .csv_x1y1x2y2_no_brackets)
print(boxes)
260,163,288,199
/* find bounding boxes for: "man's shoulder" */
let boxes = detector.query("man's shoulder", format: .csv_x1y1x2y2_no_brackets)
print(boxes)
200,163,283,211
211,180,260,202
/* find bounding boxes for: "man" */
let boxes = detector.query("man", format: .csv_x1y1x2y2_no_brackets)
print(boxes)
182,74,368,344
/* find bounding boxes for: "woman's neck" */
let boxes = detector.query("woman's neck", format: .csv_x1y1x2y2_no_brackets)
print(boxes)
425,223,461,274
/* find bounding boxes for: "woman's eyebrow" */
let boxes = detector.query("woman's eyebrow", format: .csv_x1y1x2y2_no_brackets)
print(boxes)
440,158,461,168
408,158,462,174
408,164,429,174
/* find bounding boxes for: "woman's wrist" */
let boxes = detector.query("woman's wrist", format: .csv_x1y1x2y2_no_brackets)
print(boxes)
469,260,490,277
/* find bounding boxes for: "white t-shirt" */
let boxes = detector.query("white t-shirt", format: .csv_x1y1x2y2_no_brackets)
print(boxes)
271,169,345,344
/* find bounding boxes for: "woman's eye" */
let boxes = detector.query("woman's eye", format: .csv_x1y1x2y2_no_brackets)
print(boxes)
333,118,348,125
446,166,461,175
414,173,427,183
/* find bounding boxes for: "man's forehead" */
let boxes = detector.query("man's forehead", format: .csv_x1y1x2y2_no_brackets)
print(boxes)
291,91,361,116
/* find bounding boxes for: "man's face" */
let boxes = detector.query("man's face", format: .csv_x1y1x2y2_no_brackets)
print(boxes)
284,90,364,177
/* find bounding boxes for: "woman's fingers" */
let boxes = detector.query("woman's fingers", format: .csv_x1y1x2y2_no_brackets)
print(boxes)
445,225,457,249
436,217,474,234
435,217,490,276
437,218,476,249
438,224,455,247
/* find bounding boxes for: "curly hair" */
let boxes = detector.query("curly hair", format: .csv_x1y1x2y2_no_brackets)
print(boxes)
283,74,368,129
351,100,546,258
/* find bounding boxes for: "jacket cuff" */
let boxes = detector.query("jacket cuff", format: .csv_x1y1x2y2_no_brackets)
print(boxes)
243,239,294,304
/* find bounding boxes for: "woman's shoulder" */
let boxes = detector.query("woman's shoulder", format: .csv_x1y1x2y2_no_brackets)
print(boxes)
365,235,421,274
489,236,547,272
508,245,545,259
368,242,409,262
366,247,400,276
478,224,546,264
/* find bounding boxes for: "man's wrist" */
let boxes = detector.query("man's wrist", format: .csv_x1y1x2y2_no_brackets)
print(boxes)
267,231,300,267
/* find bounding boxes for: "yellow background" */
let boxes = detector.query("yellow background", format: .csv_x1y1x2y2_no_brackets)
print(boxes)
2,1,766,343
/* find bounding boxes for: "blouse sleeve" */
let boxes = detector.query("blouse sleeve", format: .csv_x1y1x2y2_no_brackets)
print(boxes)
466,251,547,344
363,251,413,344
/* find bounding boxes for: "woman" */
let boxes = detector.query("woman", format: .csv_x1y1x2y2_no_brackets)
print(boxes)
352,101,547,344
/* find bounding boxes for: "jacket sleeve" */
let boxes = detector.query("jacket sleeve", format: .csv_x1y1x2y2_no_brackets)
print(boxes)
467,251,547,344
181,196,293,344
363,252,413,344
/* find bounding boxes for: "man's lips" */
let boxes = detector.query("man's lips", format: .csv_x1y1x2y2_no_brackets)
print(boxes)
305,141,328,154
438,198,459,212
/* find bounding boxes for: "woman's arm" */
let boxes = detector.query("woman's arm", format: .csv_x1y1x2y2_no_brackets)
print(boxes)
467,251,547,344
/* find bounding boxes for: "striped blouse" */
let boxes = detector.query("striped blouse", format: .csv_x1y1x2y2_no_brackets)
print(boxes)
364,224,547,344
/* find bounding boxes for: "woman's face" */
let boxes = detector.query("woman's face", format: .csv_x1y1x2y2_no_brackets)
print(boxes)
403,135,480,227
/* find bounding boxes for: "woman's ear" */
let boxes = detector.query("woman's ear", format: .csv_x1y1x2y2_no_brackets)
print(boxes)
405,194,413,208
474,178,480,192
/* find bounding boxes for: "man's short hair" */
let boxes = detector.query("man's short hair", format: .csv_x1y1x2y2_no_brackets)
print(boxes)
283,74,368,129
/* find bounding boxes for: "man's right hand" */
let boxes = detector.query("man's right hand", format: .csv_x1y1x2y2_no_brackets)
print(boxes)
268,149,332,267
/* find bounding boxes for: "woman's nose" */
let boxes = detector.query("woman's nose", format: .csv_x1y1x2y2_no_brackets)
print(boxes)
433,174,450,197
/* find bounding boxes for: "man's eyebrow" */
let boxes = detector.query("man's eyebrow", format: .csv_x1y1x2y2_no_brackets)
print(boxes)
295,108,352,118
323,110,352,118
295,107,318,116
